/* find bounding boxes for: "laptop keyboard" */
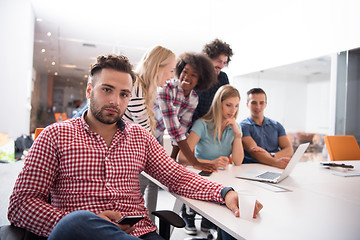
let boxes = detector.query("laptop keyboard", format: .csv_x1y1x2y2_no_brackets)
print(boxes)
257,171,281,180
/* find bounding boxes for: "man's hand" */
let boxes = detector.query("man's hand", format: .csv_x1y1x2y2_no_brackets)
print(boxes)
274,157,291,169
224,191,263,218
97,210,135,234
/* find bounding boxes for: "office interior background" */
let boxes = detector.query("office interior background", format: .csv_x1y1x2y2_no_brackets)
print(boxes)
1,0,359,151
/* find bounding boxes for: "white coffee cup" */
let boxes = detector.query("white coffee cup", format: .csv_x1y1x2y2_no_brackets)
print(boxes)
238,192,256,220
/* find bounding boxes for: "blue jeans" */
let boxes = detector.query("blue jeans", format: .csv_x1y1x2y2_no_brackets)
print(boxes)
48,210,164,240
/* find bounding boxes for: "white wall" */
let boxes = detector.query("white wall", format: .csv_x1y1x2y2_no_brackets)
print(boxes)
0,0,34,138
305,78,331,134
222,0,360,77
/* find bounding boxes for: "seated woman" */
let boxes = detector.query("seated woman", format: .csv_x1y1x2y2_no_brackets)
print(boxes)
179,84,244,167
178,84,244,239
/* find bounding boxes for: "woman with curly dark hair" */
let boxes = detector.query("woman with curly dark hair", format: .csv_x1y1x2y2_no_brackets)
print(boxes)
154,52,218,171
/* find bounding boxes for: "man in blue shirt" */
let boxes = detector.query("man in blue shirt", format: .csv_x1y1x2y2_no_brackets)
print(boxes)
241,88,294,169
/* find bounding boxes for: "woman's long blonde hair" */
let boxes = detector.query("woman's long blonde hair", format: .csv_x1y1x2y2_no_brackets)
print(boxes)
202,85,240,142
134,46,175,132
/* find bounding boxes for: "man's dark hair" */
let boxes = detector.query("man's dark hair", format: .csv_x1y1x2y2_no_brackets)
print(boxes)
90,54,136,84
202,39,233,64
175,52,217,91
247,88,267,102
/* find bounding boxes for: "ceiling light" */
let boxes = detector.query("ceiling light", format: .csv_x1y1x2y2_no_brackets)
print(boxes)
80,82,84,85
84,75,88,78
47,32,52,37
82,43,96,48
54,72,58,76
52,61,56,65
62,64,77,68
41,49,46,53
36,18,43,22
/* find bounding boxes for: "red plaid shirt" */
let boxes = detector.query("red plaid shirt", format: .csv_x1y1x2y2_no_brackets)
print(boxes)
8,115,225,237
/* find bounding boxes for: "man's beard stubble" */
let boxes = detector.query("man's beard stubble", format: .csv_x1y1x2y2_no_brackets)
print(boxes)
89,92,123,125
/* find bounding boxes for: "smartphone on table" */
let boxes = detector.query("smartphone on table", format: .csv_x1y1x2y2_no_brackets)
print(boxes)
198,171,212,177
117,214,145,226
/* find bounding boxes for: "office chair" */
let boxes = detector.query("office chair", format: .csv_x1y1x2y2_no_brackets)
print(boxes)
34,128,44,140
324,135,360,161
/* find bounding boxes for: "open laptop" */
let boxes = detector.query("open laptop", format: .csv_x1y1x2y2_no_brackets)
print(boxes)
236,142,310,183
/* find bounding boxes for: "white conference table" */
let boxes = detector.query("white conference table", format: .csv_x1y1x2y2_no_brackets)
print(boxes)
145,161,360,240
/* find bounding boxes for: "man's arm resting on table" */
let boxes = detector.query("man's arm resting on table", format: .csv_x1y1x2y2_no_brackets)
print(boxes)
242,136,290,169
272,135,294,158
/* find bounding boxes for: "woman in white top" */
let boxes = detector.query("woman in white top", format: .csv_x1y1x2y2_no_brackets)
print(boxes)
123,45,176,223
123,46,176,133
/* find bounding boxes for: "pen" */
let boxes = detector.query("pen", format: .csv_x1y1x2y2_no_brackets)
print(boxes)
320,162,354,169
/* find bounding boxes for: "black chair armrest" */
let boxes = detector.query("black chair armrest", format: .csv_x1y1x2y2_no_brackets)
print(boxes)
152,210,185,240
0,225,46,240
0,225,26,240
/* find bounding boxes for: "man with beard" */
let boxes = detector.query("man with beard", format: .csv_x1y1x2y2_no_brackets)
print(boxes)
7,55,262,240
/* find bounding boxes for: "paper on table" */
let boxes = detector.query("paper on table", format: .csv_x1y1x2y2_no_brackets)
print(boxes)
332,171,360,177
249,181,292,192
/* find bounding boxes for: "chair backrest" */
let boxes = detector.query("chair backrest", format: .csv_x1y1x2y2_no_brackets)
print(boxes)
54,113,68,122
34,128,44,140
324,135,360,161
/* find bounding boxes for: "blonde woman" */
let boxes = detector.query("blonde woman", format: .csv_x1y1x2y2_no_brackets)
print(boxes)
123,46,176,224
123,45,175,132
179,84,244,167
178,85,244,236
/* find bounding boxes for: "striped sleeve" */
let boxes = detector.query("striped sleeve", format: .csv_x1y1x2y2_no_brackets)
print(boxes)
123,85,151,132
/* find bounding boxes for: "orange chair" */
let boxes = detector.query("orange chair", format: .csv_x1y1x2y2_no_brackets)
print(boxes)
324,135,360,161
34,128,44,140
54,113,68,122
